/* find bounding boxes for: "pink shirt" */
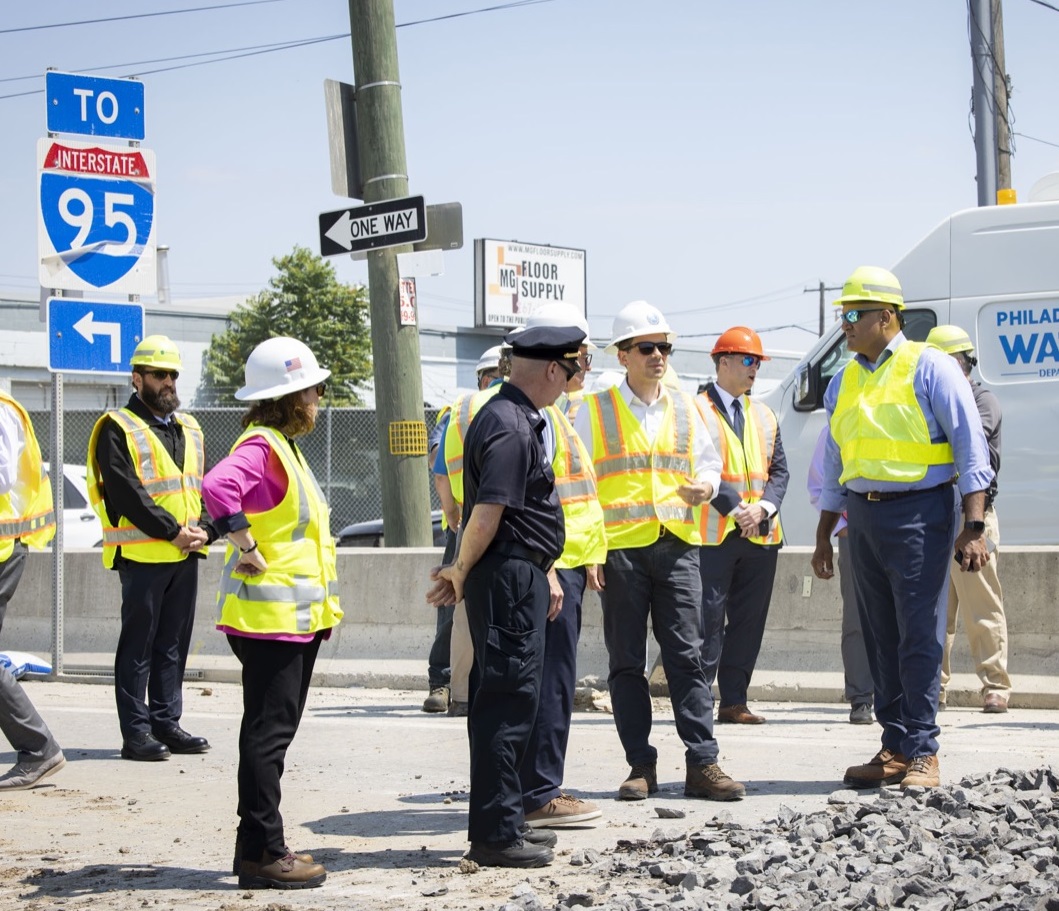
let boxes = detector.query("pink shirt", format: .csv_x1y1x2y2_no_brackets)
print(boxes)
202,435,322,643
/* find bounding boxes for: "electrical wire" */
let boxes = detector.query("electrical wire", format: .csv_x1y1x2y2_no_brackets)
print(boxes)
0,0,286,35
1026,0,1059,13
1013,131,1059,149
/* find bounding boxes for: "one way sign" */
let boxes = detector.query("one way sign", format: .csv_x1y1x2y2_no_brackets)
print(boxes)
318,195,426,257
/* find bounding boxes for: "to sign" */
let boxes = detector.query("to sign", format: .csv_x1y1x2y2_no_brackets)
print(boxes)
319,195,427,256
46,298,144,375
37,138,157,295
46,72,145,140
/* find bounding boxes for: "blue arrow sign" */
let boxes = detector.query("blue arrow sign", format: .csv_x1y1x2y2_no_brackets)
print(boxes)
37,138,156,294
47,298,144,375
46,72,145,140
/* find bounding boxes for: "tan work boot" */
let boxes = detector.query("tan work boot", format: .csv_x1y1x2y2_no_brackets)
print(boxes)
238,851,326,889
843,748,908,789
685,762,746,800
618,763,658,800
525,792,602,828
900,754,940,789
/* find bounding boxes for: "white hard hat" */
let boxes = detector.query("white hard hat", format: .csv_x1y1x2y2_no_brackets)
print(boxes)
606,300,676,355
525,303,597,350
475,345,504,375
589,370,625,392
235,337,331,401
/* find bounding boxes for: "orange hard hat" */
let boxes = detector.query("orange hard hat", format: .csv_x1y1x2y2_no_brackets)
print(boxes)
711,326,769,360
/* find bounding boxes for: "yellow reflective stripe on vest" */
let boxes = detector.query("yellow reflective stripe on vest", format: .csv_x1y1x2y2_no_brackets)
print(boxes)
547,405,607,568
833,342,954,485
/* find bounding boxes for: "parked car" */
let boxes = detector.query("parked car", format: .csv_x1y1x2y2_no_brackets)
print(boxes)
44,464,103,549
336,510,445,548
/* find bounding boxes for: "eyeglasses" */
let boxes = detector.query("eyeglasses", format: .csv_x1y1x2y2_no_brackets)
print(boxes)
621,341,673,356
314,383,327,397
579,353,593,369
726,354,761,368
841,308,887,325
144,369,179,381
554,359,582,381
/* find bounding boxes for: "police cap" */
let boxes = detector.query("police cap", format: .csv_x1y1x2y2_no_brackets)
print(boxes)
505,324,586,362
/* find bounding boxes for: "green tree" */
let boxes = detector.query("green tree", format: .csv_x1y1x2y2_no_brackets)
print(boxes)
197,246,372,405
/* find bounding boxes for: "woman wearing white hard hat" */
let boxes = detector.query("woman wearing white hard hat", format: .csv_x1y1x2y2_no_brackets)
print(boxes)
201,337,340,890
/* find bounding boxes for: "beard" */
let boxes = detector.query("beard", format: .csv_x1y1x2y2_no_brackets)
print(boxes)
140,384,181,415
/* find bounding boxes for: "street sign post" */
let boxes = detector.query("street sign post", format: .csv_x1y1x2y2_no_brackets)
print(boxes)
46,71,145,140
319,195,426,256
37,137,157,295
46,298,144,375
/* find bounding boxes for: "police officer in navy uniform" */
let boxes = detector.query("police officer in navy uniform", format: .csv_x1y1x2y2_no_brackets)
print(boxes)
428,323,586,869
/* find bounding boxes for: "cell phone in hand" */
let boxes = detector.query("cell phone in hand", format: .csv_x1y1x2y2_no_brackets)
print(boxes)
953,536,997,565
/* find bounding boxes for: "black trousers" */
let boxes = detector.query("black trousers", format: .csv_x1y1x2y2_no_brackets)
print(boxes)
519,565,584,813
699,535,780,707
427,530,458,688
464,551,548,845
114,557,198,738
228,631,323,861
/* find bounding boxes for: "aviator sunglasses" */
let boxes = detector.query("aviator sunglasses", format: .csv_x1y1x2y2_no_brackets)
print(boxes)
841,308,887,324
726,354,761,368
622,341,674,356
143,369,179,381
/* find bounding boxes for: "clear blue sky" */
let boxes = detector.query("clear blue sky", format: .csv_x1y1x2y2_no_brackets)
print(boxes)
3,0,1059,353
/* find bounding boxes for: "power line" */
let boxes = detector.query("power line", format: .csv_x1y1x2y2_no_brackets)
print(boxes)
1026,0,1059,12
1013,130,1059,149
0,0,286,35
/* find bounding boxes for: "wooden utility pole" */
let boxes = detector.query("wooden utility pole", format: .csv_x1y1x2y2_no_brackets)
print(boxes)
347,0,431,546
804,281,842,336
992,0,1011,190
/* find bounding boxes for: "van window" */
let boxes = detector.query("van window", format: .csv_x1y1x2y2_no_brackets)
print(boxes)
794,309,938,412
63,475,87,509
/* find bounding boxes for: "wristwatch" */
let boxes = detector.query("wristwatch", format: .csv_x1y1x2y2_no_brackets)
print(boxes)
964,520,986,533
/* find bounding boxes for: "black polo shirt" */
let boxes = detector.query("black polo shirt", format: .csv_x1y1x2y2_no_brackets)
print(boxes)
462,381,565,560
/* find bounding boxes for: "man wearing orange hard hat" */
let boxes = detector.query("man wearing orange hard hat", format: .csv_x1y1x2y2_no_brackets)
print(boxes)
695,327,788,726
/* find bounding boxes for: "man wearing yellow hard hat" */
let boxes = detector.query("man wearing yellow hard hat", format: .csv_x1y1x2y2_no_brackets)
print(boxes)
87,334,218,762
925,325,1011,715
810,267,993,790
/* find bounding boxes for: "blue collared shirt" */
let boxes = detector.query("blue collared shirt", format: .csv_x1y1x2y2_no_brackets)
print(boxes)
819,333,994,513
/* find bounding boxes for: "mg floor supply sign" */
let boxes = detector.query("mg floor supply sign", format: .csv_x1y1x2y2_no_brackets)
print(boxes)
474,239,586,329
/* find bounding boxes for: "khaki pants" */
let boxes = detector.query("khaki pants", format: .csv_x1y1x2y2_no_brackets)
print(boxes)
940,507,1011,699
449,601,474,703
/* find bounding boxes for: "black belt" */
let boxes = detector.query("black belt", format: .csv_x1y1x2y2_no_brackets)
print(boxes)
853,479,956,503
490,541,555,572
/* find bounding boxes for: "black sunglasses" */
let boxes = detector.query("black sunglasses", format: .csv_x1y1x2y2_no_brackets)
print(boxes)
842,308,887,324
143,369,179,381
314,383,327,396
622,341,673,356
554,359,582,381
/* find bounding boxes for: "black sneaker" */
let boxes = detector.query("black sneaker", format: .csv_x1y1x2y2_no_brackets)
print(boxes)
465,839,553,868
849,703,873,725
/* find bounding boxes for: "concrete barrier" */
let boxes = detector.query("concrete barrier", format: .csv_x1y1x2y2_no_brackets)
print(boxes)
6,546,1058,701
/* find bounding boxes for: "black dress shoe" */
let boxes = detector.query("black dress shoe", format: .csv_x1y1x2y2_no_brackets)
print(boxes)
121,732,171,761
152,726,210,754
465,839,553,868
519,823,557,848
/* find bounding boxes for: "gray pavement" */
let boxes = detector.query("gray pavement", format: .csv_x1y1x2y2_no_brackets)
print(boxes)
1,676,1056,911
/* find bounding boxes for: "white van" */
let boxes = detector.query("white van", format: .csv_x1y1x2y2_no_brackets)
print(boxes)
762,193,1059,546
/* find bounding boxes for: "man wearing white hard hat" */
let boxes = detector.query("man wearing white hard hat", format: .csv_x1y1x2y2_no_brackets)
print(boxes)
202,336,339,888
88,335,218,762
423,344,505,716
572,301,746,803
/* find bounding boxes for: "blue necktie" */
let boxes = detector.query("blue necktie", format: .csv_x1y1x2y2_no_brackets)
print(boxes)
731,399,745,439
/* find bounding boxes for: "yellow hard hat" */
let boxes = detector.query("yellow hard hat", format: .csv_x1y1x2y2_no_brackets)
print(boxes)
130,335,182,370
926,324,975,356
833,266,905,310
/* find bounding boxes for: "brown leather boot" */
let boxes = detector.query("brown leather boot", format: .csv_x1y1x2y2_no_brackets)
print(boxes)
900,754,940,789
843,748,908,789
232,836,314,877
238,850,326,889
685,763,746,800
618,763,658,800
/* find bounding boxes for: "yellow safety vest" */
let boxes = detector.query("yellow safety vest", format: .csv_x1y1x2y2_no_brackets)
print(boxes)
215,426,342,636
0,392,55,561
832,342,954,485
546,405,607,569
695,393,783,546
443,385,500,506
87,408,205,568
584,386,701,549
564,390,586,424
432,405,451,533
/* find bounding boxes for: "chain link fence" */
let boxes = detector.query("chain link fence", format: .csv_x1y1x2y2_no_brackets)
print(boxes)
30,406,443,536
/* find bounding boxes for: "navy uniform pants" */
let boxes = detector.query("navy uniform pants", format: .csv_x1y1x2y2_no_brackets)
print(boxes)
464,551,548,845
519,565,585,814
845,485,959,758
601,536,719,767
699,533,779,707
114,556,198,739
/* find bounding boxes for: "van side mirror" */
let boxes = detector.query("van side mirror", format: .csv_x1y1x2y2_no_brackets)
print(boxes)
793,364,817,412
